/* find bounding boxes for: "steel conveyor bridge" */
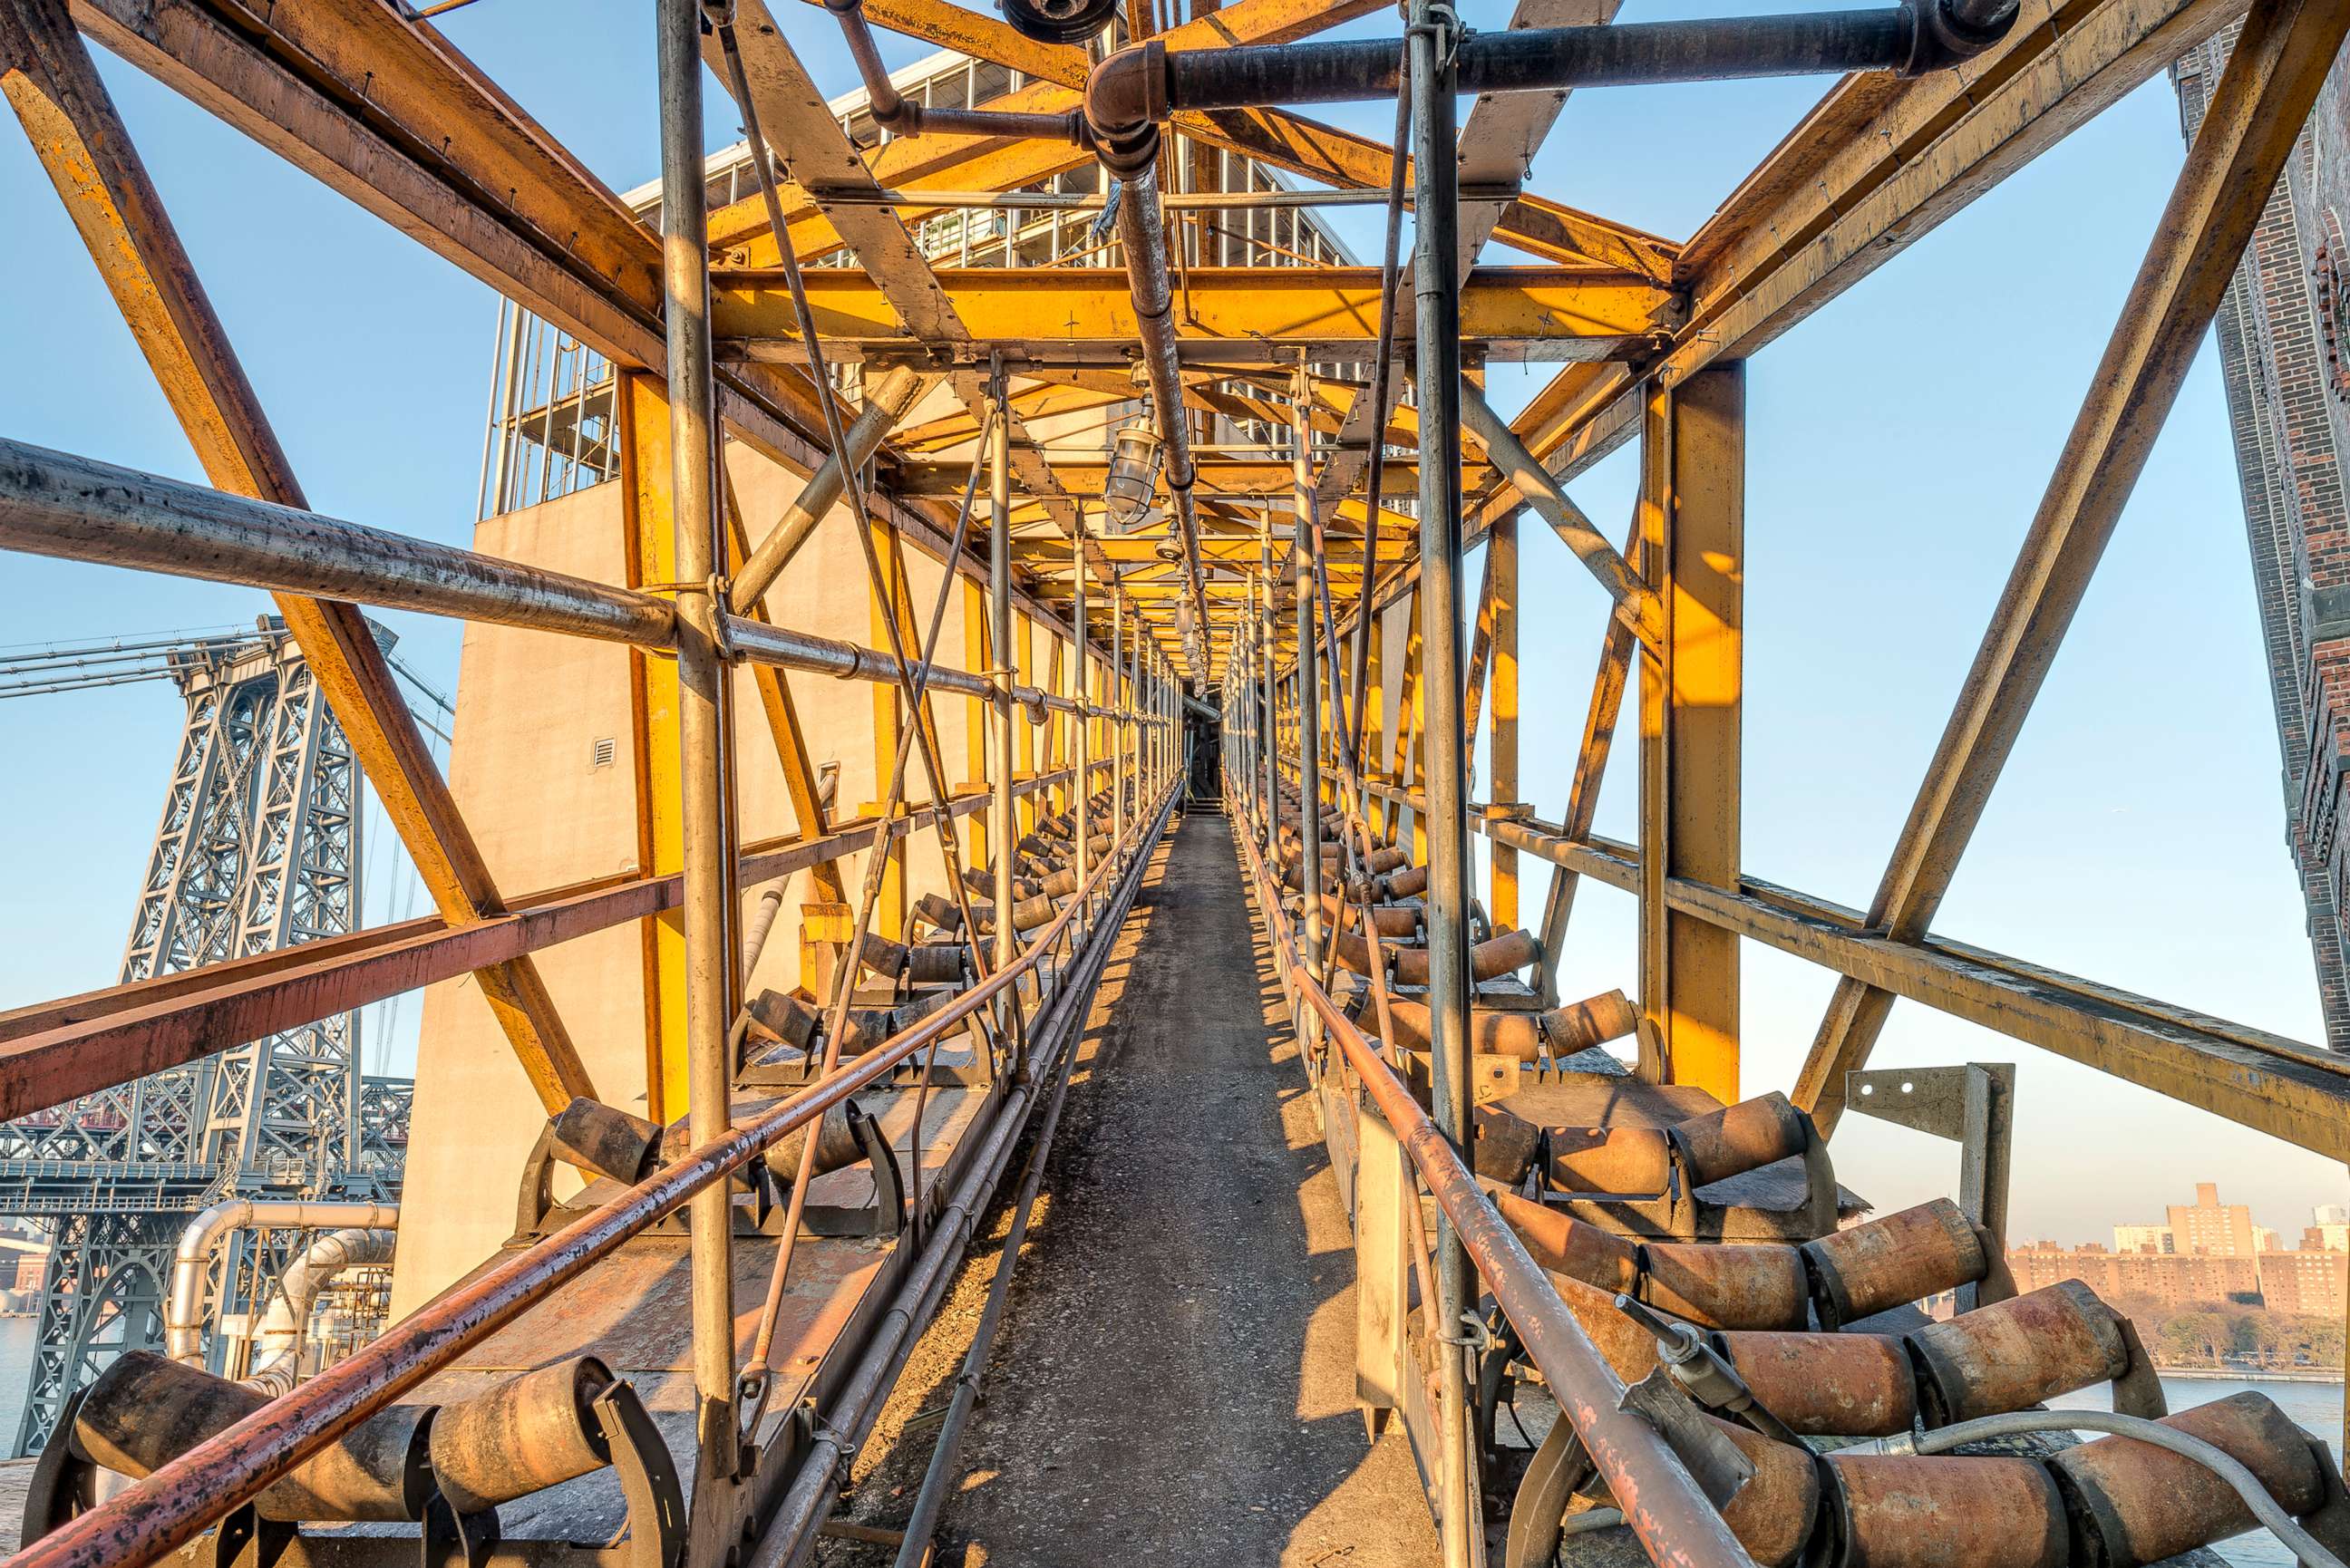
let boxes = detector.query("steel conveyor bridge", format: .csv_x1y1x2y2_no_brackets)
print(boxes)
6,0,2350,1563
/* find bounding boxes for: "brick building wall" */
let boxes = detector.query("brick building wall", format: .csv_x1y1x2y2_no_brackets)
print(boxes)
2258,1248,2350,1315
2010,1242,2262,1310
2176,31,2350,1044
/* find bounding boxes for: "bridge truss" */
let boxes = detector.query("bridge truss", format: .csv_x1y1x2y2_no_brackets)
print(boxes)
0,0,2347,1566
0,625,408,1453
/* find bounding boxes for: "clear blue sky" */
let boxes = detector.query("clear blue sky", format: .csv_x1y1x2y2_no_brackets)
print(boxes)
0,0,2338,1245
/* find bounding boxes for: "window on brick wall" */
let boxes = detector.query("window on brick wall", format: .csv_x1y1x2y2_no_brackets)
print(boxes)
2313,234,2350,401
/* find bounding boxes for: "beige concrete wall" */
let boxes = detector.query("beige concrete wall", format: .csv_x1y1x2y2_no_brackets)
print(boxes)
389,436,1073,1319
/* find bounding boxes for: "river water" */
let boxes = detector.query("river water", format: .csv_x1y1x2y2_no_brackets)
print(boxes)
0,1317,2335,1562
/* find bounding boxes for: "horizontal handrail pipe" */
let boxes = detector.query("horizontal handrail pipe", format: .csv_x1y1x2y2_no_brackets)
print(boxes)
0,438,1162,728
4,779,1181,1568
0,436,671,645
0,764,1120,1124
1231,821,1759,1568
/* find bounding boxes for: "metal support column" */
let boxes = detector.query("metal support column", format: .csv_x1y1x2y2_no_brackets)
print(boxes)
1408,0,1479,1556
988,363,1019,1030
1074,524,1091,891
655,0,739,1537
1294,365,1324,981
1636,365,1744,1105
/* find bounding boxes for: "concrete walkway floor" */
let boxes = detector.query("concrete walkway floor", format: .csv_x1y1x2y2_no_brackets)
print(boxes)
824,807,1439,1566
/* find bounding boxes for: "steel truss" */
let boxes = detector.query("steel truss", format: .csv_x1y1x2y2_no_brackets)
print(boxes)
2,627,377,1455
3,0,2350,1566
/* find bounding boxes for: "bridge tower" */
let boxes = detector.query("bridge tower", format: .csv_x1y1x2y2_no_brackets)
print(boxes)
1,620,381,1454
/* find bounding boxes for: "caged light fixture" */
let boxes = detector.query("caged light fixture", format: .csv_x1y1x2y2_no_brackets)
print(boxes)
1102,417,1163,534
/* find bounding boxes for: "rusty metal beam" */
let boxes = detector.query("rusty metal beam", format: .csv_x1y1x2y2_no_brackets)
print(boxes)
1,0,595,1115
1352,776,2350,1163
0,775,1078,1124
1792,0,2350,1133
1478,0,2248,520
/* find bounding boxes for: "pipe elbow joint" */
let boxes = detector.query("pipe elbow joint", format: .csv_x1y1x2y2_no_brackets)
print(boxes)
1899,0,2017,73
1085,40,1168,179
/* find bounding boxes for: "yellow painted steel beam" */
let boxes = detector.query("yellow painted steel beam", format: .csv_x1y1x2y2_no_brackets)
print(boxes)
3,0,596,1115
715,266,1675,363
617,374,693,1122
1356,779,2350,1164
896,455,1491,500
718,0,1390,261
1636,367,1743,1106
1478,0,2245,521
1792,0,2350,1136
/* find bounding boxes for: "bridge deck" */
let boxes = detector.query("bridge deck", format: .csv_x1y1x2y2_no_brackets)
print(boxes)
830,808,1439,1564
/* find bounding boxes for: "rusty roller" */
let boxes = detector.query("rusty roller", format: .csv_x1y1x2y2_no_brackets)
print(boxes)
428,1358,617,1516
902,943,967,988
1473,1104,1544,1185
1826,1453,2070,1568
972,893,1058,934
1384,863,1430,899
1495,1188,1642,1298
909,891,964,934
1333,927,1537,987
1714,1329,1918,1437
1551,1272,1667,1382
1801,1196,1988,1329
1495,1189,1809,1329
1547,1126,1673,1195
1313,893,1420,939
1671,1091,1811,1187
69,1351,433,1522
760,1101,866,1186
1908,1280,2140,1427
1642,1238,1811,1329
1712,1416,1822,1568
2046,1392,2334,1568
1543,989,1638,1053
1374,990,1635,1061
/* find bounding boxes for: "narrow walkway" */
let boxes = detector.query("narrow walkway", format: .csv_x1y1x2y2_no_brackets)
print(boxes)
829,808,1439,1566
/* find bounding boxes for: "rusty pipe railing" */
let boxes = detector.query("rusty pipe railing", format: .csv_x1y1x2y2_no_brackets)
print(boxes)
5,778,1182,1568
1232,823,1759,1568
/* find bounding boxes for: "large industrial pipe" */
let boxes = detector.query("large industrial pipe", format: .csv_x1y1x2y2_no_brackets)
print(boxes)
164,1200,401,1366
1081,3,2017,141
0,438,1136,725
246,1229,399,1395
1103,160,1211,649
0,437,670,645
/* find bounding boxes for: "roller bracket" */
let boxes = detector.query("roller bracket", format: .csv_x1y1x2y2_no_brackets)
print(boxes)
592,1383,686,1568
1617,1367,1754,1508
